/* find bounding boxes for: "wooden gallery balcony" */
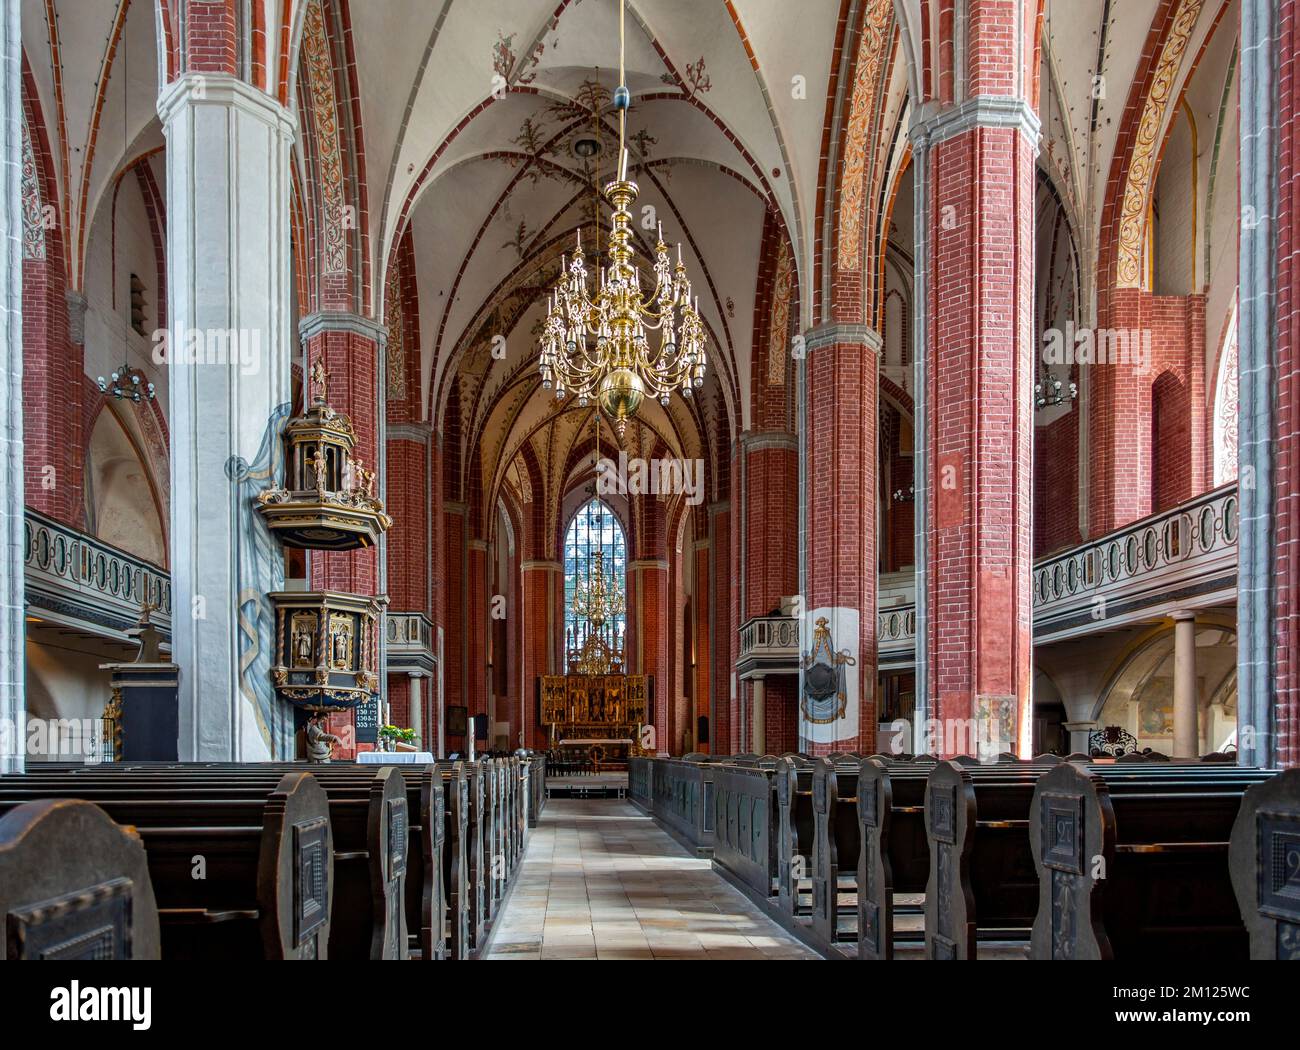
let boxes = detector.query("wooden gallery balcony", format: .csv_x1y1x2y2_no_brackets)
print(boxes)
24,509,172,655
734,484,1238,673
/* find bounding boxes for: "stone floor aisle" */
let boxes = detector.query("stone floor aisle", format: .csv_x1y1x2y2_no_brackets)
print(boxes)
483,799,818,960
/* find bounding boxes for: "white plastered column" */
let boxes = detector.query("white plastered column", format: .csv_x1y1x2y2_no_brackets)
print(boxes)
158,74,297,760
0,0,23,773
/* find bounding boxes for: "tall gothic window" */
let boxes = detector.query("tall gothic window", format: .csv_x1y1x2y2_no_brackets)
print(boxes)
563,498,628,650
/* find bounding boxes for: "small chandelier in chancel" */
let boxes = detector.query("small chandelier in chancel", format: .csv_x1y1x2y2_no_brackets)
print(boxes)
570,549,625,629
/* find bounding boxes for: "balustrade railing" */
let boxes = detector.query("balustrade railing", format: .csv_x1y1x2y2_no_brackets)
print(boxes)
24,509,172,639
735,485,1239,669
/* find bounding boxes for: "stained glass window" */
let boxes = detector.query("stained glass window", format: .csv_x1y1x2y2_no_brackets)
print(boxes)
563,498,627,651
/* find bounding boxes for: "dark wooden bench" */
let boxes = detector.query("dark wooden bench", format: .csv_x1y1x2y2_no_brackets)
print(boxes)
923,759,1055,958
1229,768,1300,959
435,760,471,960
711,759,780,900
441,759,484,952
856,755,934,959
481,758,502,921
0,797,162,959
88,761,445,962
1029,761,1276,959
523,752,546,826
641,757,716,855
776,757,815,917
10,763,410,959
811,757,866,945
0,770,333,959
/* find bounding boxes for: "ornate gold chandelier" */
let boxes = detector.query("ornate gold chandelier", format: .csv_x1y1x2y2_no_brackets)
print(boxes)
537,0,706,440
571,549,624,629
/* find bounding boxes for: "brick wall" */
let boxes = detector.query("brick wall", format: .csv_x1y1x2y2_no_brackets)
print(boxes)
307,328,379,594
1033,411,1080,556
1089,290,1208,532
184,0,238,75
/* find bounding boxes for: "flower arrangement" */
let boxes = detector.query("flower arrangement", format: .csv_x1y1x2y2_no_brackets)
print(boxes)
379,725,417,749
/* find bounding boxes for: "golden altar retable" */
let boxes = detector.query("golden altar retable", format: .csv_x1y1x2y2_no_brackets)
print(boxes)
540,675,649,756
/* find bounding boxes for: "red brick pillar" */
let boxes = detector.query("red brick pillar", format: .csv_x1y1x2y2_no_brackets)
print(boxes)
520,560,560,749
22,269,82,523
803,324,879,754
303,315,382,595
442,502,466,750
385,420,434,745
708,501,731,754
913,100,1038,758
737,431,798,752
629,558,669,751
466,538,488,746
1273,0,1300,766
692,536,711,751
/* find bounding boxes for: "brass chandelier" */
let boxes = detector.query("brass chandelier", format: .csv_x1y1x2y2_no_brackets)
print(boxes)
538,0,706,440
570,416,624,630
571,549,624,629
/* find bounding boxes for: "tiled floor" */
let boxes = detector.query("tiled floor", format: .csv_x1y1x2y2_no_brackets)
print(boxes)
484,799,819,960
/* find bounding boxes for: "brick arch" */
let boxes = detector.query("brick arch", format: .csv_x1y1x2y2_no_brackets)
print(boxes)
1091,0,1222,534
21,60,84,526
750,207,798,431
294,0,371,316
815,0,900,325
1096,0,1232,295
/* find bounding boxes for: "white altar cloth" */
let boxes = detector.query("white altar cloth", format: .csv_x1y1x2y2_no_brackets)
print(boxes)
356,751,436,764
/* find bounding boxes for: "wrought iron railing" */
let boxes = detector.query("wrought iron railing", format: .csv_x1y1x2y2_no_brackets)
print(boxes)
24,509,171,638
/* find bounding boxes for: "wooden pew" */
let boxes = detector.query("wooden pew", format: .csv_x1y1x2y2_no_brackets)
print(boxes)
436,761,471,960
397,764,446,960
10,763,410,960
857,756,935,959
1229,768,1300,960
776,757,814,917
923,760,1050,959
88,761,445,962
811,757,865,946
711,759,780,900
0,770,333,959
1028,761,1275,959
922,758,1271,959
645,757,716,855
528,753,547,826
0,798,162,959
467,753,488,940
445,759,485,951
513,756,530,853
481,758,502,921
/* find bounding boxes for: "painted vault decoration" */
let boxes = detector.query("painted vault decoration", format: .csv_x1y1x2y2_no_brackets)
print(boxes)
800,611,858,739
